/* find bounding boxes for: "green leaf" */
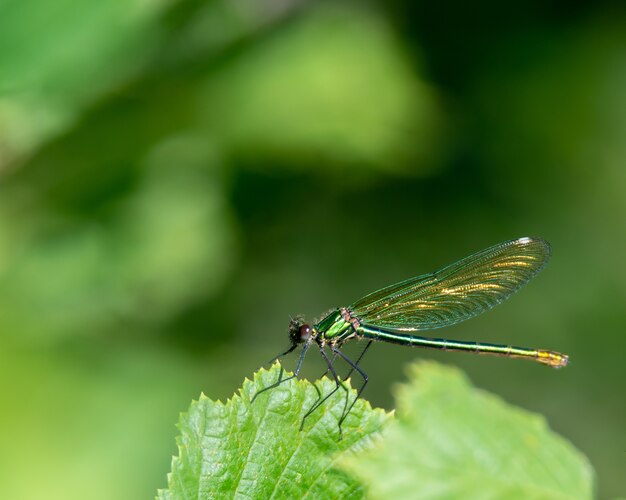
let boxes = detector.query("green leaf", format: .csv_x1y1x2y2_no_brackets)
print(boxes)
340,361,594,499
0,0,169,162
203,4,443,175
158,363,390,499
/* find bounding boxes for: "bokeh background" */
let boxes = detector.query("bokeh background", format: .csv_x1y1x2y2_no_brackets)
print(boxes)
1,0,624,498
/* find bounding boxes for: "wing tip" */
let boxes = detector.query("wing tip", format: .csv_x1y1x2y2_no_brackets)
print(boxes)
516,236,551,257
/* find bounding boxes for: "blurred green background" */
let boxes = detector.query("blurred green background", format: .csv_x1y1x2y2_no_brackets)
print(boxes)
0,0,624,498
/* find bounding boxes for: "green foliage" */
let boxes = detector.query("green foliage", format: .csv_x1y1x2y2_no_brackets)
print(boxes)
1,0,622,497
160,362,593,499
158,363,390,499
203,5,443,174
341,362,594,499
0,0,168,159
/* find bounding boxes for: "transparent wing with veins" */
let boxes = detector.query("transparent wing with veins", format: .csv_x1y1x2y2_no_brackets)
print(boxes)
350,237,551,331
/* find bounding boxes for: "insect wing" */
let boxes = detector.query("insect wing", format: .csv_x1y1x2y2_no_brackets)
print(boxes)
350,237,551,331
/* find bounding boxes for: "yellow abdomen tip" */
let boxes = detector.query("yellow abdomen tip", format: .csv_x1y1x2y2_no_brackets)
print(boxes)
538,350,569,368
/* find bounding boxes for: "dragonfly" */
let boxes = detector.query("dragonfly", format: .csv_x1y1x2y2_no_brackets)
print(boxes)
254,237,569,436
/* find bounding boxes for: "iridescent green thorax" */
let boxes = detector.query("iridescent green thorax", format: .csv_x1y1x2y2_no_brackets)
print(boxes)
315,309,356,342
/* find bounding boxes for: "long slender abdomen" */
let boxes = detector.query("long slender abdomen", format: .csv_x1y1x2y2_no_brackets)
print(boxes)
357,324,569,368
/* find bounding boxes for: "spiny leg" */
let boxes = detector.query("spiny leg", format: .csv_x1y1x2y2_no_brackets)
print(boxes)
320,345,351,439
331,341,371,425
251,341,309,403
255,344,299,397
331,345,369,430
267,343,298,366
300,345,341,430
300,344,349,437
307,351,339,415
311,341,370,393
300,342,372,434
324,341,371,426
321,352,338,377
311,341,371,407
342,340,372,380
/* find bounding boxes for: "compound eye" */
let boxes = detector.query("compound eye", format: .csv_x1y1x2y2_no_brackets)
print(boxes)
299,325,311,341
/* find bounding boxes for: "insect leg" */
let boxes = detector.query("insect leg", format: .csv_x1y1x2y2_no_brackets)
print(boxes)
342,340,372,379
300,345,348,438
265,343,298,366
331,346,369,430
251,341,309,403
307,351,339,414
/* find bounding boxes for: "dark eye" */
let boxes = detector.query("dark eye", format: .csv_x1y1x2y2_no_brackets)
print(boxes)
299,325,311,341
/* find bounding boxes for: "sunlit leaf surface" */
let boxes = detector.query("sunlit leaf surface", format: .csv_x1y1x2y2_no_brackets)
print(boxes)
158,363,390,499
341,361,594,499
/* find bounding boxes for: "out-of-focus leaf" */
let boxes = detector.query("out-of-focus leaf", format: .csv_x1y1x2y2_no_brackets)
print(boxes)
0,137,236,343
466,19,626,495
473,13,626,189
202,5,444,175
0,345,206,500
0,0,170,165
341,361,594,499
158,363,391,499
0,0,312,168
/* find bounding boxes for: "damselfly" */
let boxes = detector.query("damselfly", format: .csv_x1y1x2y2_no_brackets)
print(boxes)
254,237,568,435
